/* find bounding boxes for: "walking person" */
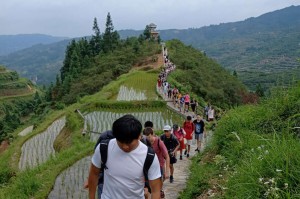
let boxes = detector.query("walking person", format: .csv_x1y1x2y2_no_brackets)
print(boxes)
193,115,206,152
183,116,195,158
179,94,185,113
88,115,162,199
184,93,190,113
143,127,170,198
160,125,180,183
190,98,198,117
172,124,186,160
208,106,215,122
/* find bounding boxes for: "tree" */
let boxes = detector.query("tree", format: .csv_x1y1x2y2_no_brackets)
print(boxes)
103,12,120,53
90,18,102,55
143,25,151,40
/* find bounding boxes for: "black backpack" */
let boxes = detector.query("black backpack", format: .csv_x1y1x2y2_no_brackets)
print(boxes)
99,138,156,183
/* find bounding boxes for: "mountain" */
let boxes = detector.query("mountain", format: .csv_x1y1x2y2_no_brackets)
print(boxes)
0,39,71,85
0,34,68,56
120,5,300,91
1,6,299,89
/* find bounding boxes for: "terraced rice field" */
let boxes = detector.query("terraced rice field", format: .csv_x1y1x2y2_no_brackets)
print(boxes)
84,110,179,141
19,117,66,170
116,85,147,101
48,156,91,199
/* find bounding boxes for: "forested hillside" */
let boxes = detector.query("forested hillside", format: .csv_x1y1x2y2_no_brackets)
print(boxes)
121,5,300,91
0,39,70,85
47,14,161,105
0,65,42,142
2,6,299,90
0,34,67,56
166,40,247,108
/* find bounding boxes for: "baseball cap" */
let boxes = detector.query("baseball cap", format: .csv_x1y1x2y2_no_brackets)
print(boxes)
163,125,171,131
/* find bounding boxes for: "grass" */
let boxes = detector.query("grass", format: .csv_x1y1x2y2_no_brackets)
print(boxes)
178,83,300,198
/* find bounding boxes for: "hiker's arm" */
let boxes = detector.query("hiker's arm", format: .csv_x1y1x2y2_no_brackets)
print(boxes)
88,163,100,199
164,153,170,179
149,178,162,199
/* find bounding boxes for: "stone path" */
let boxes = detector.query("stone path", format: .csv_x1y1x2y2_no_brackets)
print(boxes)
157,86,210,199
157,46,212,199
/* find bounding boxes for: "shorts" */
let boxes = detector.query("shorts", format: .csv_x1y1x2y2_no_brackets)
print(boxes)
170,155,177,164
186,139,193,145
195,133,203,140
185,102,190,105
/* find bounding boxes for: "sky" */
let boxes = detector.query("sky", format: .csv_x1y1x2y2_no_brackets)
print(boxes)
1,0,300,38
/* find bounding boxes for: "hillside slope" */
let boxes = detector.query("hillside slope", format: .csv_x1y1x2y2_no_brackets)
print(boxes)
0,34,68,56
121,5,300,91
0,39,71,85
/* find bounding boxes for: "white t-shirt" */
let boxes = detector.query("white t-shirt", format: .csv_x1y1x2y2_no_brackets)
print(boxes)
92,138,161,199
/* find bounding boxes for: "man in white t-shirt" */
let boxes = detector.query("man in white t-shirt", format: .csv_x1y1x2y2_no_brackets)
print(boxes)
88,115,162,199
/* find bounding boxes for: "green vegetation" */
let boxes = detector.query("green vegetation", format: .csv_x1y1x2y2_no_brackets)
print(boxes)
48,14,161,105
179,83,300,198
166,39,247,108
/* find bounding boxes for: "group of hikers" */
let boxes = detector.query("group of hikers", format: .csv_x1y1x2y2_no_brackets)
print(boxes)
84,46,214,198
157,47,215,121
86,114,206,199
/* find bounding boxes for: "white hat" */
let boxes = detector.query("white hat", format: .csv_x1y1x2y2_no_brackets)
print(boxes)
163,125,171,131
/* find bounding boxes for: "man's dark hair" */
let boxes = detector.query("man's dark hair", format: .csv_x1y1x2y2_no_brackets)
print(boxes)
112,114,142,144
187,116,192,121
143,127,154,136
144,121,153,128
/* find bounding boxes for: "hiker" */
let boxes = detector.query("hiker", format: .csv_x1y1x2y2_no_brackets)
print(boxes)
172,124,186,160
184,93,190,113
208,106,215,122
183,116,195,158
84,130,114,199
190,98,198,117
88,115,162,199
143,127,170,199
142,121,155,199
204,105,209,121
179,94,185,113
160,125,180,183
193,115,206,152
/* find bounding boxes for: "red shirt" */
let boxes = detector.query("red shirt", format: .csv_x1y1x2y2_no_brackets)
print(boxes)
174,128,185,141
152,136,168,167
183,121,195,140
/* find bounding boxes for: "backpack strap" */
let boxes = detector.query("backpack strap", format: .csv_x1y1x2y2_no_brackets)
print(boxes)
100,139,110,171
157,138,160,151
143,147,155,181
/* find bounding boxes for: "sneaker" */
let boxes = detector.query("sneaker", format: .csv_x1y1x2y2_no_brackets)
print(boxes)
160,190,165,198
184,150,187,155
187,154,190,158
180,155,182,160
170,175,174,183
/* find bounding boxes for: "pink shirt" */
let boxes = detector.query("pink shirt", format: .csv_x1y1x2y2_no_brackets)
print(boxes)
152,136,168,167
184,94,190,103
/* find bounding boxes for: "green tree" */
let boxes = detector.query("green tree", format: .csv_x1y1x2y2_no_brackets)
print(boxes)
90,18,102,55
103,12,120,53
143,25,151,40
